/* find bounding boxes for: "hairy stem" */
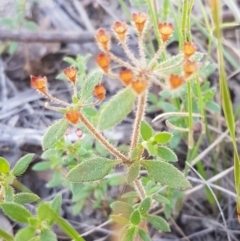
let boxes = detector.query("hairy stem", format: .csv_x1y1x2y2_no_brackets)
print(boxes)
134,179,146,201
129,92,148,157
121,41,140,67
148,42,166,68
44,92,71,107
138,33,146,66
79,112,130,164
108,52,135,71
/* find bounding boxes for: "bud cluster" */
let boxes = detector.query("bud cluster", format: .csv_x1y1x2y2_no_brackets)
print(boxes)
94,12,199,94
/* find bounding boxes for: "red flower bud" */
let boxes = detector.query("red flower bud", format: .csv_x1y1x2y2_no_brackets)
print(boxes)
93,84,106,100
66,110,80,125
132,80,147,94
96,52,111,73
132,12,148,33
169,74,185,89
112,21,128,41
95,28,111,51
119,69,133,86
30,75,48,94
158,23,174,42
183,42,197,59
63,66,77,84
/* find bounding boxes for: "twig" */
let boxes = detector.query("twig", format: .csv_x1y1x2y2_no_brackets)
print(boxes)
0,30,94,43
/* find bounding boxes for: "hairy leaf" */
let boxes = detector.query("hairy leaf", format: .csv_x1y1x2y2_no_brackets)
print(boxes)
14,193,40,204
139,197,151,216
138,228,151,241
98,88,136,130
80,70,102,102
153,132,172,143
12,154,35,176
42,119,69,150
130,210,141,225
3,186,14,202
40,229,57,241
0,202,32,223
153,194,170,205
140,121,153,141
142,160,191,189
15,227,35,241
110,215,129,225
0,157,10,174
111,201,133,219
157,146,178,162
148,215,170,232
127,161,140,184
66,158,118,182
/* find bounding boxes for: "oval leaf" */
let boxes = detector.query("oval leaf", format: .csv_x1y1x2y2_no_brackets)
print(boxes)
110,215,129,225
42,119,69,150
0,157,10,173
66,158,118,182
139,197,151,216
15,227,35,241
14,193,40,204
157,146,177,162
32,162,52,171
80,70,103,102
154,132,172,143
127,161,140,184
153,194,170,205
138,228,151,241
142,160,191,189
3,186,14,202
140,121,153,141
12,154,35,176
121,226,136,241
111,201,133,219
130,210,141,225
40,229,57,241
98,88,136,130
148,215,170,232
0,202,32,223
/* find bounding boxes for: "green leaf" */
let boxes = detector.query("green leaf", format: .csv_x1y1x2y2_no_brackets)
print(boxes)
3,186,14,202
98,88,136,130
51,195,62,214
40,229,57,241
154,132,172,143
130,0,147,6
148,215,170,232
46,171,62,188
138,228,151,241
66,158,118,182
80,70,102,102
153,194,170,205
199,63,217,78
32,162,51,171
145,142,157,156
0,227,14,241
110,215,129,225
14,193,40,204
42,119,69,150
140,121,153,141
127,161,140,184
205,100,221,112
0,157,10,173
111,201,133,219
130,210,141,225
142,160,191,189
139,197,151,216
12,154,35,176
0,202,32,223
15,227,35,241
121,226,136,241
37,204,85,241
157,146,178,162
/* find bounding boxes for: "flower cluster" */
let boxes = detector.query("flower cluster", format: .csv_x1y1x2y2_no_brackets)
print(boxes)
30,67,106,125
95,12,198,94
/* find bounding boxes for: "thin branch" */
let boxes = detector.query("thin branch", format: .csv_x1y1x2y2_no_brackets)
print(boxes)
79,112,130,164
129,92,148,157
0,30,94,43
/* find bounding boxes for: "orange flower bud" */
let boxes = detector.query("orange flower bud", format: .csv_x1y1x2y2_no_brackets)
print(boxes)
183,42,197,59
93,84,106,100
112,21,128,41
95,28,111,51
96,52,111,73
132,12,148,33
63,66,77,84
119,69,133,86
65,110,80,125
132,80,147,94
158,22,174,42
169,74,184,89
30,75,48,94
184,60,198,77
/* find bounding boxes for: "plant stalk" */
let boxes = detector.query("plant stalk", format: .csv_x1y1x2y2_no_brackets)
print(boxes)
79,112,130,164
